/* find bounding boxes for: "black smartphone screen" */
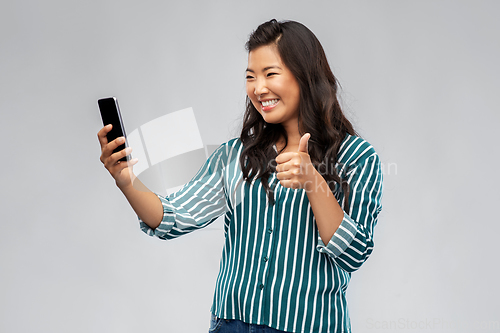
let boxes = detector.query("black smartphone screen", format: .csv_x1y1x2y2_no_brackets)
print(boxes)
98,97,129,162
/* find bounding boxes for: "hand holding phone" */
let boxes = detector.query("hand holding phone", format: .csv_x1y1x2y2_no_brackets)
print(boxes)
97,97,136,189
98,97,129,162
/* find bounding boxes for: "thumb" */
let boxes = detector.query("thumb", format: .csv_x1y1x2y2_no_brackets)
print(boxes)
298,133,310,154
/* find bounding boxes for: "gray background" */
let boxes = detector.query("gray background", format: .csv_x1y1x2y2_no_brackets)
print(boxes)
1,0,499,332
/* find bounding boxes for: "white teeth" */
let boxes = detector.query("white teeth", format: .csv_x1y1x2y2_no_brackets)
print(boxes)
262,99,279,107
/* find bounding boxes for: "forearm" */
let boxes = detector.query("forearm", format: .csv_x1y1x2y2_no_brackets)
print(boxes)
306,169,344,244
119,179,163,230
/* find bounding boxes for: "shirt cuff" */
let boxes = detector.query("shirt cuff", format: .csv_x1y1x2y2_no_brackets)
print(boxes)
316,211,358,258
139,193,177,239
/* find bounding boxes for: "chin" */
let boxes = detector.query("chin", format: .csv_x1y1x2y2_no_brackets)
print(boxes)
262,117,280,125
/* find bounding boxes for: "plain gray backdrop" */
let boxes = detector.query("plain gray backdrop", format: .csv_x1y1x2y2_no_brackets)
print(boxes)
1,0,499,332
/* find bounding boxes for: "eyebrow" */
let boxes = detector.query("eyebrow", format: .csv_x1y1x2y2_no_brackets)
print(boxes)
245,66,282,73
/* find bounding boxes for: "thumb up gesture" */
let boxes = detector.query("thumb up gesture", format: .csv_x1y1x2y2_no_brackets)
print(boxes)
275,133,316,191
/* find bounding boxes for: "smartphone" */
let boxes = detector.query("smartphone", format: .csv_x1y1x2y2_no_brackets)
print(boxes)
98,97,130,162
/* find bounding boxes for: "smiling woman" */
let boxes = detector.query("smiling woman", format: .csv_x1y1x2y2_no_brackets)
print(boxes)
245,45,301,133
98,19,383,333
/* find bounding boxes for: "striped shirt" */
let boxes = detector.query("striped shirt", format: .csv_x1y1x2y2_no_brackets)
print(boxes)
140,134,383,333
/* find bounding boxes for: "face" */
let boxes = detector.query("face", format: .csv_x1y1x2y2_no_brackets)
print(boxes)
246,45,301,130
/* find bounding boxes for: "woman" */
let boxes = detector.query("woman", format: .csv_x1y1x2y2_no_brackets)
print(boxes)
98,19,383,333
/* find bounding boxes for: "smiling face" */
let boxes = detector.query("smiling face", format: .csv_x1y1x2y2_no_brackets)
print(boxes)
246,45,301,132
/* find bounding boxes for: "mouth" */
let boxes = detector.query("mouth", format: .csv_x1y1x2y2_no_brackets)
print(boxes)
260,99,280,111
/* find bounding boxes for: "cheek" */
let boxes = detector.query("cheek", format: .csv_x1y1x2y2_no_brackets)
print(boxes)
251,99,261,113
246,88,260,109
289,84,301,108
245,83,253,97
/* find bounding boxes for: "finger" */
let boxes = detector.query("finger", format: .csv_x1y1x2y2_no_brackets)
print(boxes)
277,172,289,181
275,152,295,164
277,155,303,172
102,136,126,160
276,163,290,173
116,157,139,172
276,169,296,181
97,124,113,147
109,136,127,151
276,171,286,181
100,136,124,164
105,147,132,168
108,158,137,182
110,156,138,172
298,133,310,154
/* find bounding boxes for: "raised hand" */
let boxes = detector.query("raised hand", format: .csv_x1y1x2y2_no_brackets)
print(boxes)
275,133,316,191
97,124,138,190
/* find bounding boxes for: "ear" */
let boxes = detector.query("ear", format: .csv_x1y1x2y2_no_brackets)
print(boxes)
298,133,311,154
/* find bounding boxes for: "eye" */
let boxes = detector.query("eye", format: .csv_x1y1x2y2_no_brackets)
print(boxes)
246,74,254,80
267,72,278,77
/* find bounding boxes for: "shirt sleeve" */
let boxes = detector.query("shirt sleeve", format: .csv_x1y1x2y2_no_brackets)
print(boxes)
316,153,383,272
139,143,229,240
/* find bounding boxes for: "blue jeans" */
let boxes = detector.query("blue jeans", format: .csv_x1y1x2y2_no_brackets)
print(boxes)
209,314,287,333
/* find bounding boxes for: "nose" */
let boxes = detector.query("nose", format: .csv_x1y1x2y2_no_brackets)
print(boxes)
254,78,269,96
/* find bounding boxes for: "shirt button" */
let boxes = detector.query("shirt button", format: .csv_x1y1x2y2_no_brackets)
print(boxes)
263,256,268,262
267,228,273,234
259,284,264,290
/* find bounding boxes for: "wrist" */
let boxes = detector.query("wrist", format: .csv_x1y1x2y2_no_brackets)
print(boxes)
304,166,321,192
117,180,135,194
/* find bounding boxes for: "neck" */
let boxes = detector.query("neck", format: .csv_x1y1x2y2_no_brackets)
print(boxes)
277,120,302,150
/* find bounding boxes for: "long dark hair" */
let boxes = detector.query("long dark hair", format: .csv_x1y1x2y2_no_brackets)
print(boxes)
239,19,356,210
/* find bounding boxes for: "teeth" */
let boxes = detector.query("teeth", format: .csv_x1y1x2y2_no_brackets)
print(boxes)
262,99,279,107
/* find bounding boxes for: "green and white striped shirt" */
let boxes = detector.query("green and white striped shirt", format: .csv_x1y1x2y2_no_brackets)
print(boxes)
140,134,383,333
